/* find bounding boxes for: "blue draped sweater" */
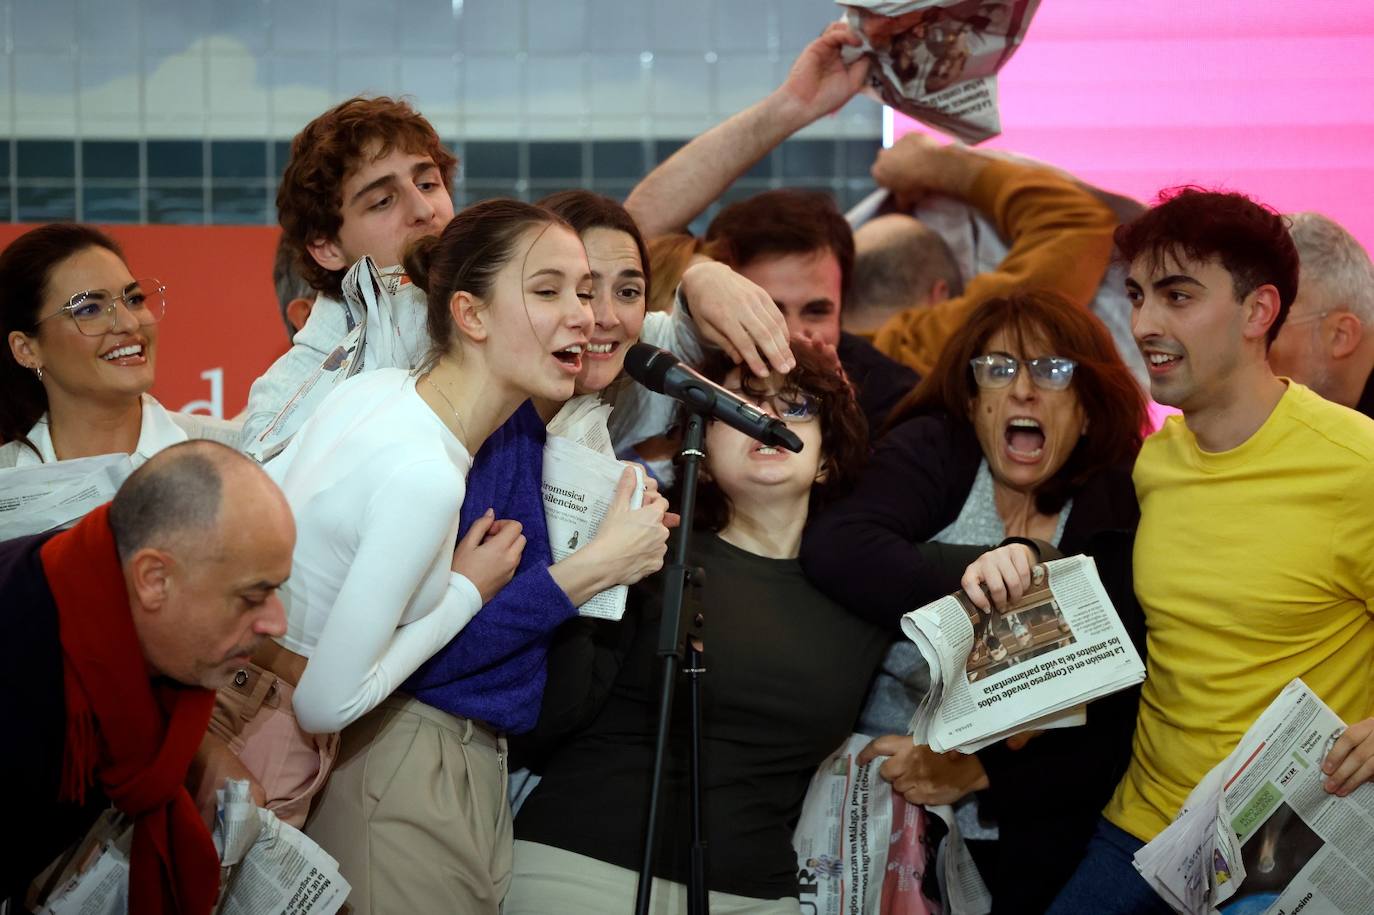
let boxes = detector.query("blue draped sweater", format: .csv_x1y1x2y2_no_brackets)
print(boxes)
403,400,577,733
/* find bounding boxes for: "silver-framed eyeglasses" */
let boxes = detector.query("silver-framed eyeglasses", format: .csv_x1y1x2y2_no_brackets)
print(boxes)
36,279,167,337
724,385,820,423
970,354,1077,391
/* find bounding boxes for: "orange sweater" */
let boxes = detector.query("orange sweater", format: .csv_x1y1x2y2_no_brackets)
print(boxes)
872,159,1118,376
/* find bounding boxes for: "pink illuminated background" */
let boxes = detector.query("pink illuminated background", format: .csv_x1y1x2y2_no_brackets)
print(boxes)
890,0,1374,253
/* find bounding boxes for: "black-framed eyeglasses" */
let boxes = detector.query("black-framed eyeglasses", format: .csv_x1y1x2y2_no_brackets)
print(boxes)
970,353,1077,391
724,385,820,423
36,279,167,337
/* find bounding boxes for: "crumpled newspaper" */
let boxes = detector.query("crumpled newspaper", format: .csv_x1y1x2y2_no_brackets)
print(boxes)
838,0,1042,143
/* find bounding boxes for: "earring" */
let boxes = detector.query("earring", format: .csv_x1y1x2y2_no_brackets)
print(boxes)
33,365,43,381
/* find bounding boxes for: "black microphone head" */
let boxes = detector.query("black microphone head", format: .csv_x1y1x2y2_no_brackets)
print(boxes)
624,342,680,393
767,421,805,454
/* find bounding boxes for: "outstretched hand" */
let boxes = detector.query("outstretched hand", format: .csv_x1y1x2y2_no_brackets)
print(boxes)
776,21,871,125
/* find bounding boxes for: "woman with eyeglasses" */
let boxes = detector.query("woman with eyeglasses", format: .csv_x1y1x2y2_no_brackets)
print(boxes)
800,291,1150,915
505,346,888,914
1,224,236,469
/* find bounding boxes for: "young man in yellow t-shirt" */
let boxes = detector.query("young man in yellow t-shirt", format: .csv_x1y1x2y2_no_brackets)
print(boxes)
1044,189,1374,914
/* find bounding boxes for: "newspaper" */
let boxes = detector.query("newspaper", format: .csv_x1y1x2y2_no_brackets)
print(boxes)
838,0,1042,144
245,257,424,463
793,734,946,915
31,781,349,915
901,554,1144,753
1134,679,1374,915
543,395,646,621
0,454,133,541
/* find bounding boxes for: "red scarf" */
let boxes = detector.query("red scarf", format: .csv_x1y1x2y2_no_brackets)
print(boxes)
41,504,220,915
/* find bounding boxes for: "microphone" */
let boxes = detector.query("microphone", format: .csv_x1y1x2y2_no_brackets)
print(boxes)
623,343,804,453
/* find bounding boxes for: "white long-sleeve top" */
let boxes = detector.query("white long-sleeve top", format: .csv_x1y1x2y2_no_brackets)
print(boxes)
266,368,481,734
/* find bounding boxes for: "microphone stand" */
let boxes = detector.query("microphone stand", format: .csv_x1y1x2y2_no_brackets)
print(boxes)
635,410,710,915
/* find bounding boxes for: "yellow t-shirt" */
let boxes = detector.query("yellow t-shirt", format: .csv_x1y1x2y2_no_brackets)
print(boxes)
1105,382,1374,841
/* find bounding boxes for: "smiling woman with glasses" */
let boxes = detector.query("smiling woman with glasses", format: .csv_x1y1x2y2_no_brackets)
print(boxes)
1,223,237,469
801,291,1152,914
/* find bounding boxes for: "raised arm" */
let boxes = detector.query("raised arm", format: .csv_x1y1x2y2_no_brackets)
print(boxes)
870,135,1119,375
624,22,870,237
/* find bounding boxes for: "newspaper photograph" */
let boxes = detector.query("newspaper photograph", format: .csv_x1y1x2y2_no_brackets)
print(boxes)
543,396,646,620
793,734,946,915
245,257,425,463
0,454,133,541
900,554,1145,753
1135,679,1374,915
838,0,1042,144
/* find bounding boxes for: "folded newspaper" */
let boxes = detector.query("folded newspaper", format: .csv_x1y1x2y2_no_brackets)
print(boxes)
1134,679,1374,915
838,0,1042,144
794,733,980,915
901,554,1145,753
31,780,349,915
0,454,133,541
543,395,646,621
245,257,426,463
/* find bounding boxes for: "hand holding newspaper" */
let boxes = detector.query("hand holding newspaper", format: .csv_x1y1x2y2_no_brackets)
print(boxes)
837,0,1042,144
543,395,646,620
901,554,1145,753
1134,679,1374,915
793,734,950,915
0,454,133,540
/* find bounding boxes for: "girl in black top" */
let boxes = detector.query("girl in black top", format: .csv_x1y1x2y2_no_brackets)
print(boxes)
508,348,888,913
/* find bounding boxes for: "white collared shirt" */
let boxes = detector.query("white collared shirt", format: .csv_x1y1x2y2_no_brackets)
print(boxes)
8,394,189,468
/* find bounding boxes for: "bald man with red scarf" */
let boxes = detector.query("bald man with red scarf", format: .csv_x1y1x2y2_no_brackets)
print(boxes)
0,441,294,914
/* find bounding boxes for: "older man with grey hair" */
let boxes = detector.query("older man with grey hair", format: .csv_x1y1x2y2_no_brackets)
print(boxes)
1269,212,1374,418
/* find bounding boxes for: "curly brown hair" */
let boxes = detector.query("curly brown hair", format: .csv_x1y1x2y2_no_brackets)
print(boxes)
886,291,1148,514
692,345,869,533
277,96,458,299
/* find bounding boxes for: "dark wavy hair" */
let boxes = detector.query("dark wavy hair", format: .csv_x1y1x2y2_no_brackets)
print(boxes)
537,190,651,295
403,198,571,370
277,96,458,299
886,291,1148,515
1115,186,1300,346
0,223,125,454
693,345,869,533
705,189,855,303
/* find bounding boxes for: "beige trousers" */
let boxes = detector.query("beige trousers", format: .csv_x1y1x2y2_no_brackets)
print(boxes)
305,694,511,915
504,840,803,915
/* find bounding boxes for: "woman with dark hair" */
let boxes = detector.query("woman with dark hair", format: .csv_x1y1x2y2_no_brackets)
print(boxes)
800,291,1149,914
505,346,888,914
0,223,236,468
202,200,670,915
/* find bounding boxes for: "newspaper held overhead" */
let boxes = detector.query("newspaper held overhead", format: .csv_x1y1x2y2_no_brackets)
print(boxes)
838,0,1042,144
901,554,1145,754
245,257,427,463
0,454,133,541
543,395,646,621
1134,679,1374,915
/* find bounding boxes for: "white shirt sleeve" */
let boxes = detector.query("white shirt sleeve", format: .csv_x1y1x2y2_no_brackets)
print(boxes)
291,458,482,734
